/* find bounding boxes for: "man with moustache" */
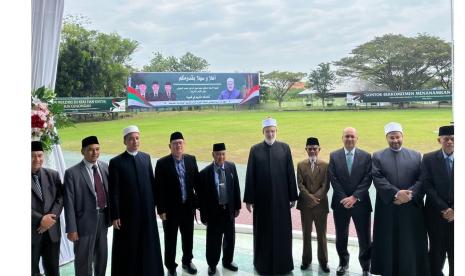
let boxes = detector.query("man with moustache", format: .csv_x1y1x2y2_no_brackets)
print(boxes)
63,136,111,276
155,132,199,276
243,117,298,275
198,143,241,275
297,137,331,274
31,141,64,276
328,127,372,276
108,126,163,276
421,125,454,276
370,122,429,276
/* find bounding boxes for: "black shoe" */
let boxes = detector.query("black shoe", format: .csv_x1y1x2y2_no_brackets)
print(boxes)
167,268,177,276
182,263,197,274
362,270,370,276
208,266,216,275
336,264,349,275
300,263,310,270
320,263,330,273
223,262,238,271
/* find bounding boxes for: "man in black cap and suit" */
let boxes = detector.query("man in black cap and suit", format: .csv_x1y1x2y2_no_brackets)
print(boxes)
31,141,64,276
421,125,454,276
198,143,241,275
296,137,331,274
328,127,372,276
63,136,111,276
155,131,199,275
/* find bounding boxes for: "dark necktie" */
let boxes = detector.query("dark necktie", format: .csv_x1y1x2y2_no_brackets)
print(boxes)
217,167,227,205
32,174,42,201
92,165,106,209
446,156,453,177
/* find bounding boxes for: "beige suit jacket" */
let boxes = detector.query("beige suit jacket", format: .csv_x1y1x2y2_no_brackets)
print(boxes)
296,158,330,213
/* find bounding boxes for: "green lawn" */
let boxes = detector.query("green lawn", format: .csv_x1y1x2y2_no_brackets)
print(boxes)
58,109,452,164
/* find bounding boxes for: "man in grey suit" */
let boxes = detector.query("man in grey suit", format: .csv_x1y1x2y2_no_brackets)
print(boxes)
64,136,111,276
328,127,372,276
32,141,64,276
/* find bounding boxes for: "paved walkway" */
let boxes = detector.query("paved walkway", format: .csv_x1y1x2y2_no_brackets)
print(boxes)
60,224,366,276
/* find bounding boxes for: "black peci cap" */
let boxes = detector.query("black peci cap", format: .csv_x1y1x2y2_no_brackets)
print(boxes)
82,136,99,148
213,143,226,151
31,141,44,152
170,131,184,142
306,137,319,146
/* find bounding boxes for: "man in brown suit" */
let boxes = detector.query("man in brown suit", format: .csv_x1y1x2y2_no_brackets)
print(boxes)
297,137,330,273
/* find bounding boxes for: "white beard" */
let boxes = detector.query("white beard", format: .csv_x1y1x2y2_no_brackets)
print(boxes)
264,138,276,145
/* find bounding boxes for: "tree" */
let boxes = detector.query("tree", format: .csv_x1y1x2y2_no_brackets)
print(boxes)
334,33,452,91
262,71,306,108
55,16,138,97
308,63,336,111
142,51,209,72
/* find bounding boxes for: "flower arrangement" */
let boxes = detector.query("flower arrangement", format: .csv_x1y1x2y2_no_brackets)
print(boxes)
31,86,72,151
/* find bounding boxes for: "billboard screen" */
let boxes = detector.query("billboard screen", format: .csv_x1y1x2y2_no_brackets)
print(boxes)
127,72,260,108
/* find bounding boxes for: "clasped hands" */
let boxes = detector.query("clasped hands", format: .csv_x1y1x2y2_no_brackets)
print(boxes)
340,195,357,208
441,208,454,222
37,214,56,234
393,190,412,205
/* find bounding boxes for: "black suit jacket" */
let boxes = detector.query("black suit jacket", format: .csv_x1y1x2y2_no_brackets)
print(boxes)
329,148,372,212
155,154,199,215
31,167,64,244
421,149,454,213
198,161,241,223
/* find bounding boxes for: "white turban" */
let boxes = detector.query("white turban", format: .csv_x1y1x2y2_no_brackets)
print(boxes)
123,125,140,137
384,122,402,135
262,117,277,128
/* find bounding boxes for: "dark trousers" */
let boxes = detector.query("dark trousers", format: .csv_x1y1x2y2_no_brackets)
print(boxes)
31,232,60,276
162,204,194,270
74,211,108,276
333,208,371,270
300,209,328,265
206,206,236,268
427,216,454,276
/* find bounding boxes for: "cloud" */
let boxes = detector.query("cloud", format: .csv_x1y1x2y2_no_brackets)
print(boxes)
64,0,452,72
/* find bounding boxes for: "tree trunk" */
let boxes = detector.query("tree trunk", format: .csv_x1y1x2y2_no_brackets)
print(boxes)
322,98,326,111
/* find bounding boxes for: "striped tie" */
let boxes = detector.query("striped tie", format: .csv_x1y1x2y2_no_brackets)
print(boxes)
32,174,42,200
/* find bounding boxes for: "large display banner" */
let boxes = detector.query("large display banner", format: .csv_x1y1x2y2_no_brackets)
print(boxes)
127,72,260,108
358,89,452,103
55,97,126,113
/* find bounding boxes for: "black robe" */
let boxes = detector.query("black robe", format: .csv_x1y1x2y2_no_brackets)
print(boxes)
108,151,164,276
244,141,298,275
371,148,430,276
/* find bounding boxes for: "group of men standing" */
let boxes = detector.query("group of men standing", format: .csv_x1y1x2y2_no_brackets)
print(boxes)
31,117,454,276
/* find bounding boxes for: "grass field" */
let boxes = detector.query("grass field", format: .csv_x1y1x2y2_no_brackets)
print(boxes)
58,108,453,164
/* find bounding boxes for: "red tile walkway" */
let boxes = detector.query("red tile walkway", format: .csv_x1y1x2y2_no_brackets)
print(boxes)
234,203,359,237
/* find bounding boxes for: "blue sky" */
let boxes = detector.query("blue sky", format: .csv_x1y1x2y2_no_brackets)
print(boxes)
64,0,452,73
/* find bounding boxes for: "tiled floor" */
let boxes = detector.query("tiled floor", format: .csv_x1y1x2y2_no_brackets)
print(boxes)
60,224,366,276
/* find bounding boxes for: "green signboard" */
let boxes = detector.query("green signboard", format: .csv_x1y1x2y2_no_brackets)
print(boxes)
359,90,452,103
55,97,126,113
127,72,260,108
